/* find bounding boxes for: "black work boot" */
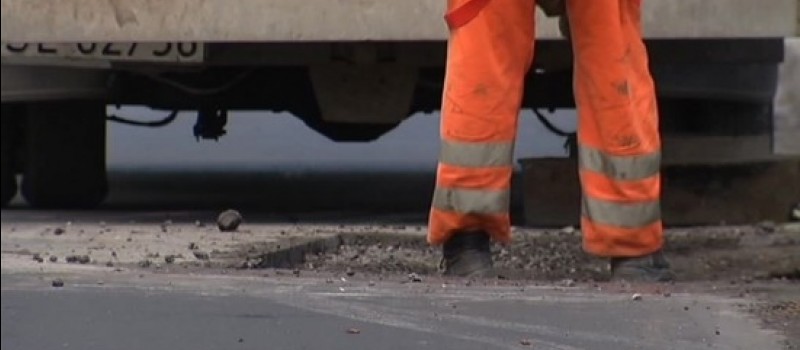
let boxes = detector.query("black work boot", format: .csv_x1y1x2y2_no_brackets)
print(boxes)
441,231,494,278
610,250,675,282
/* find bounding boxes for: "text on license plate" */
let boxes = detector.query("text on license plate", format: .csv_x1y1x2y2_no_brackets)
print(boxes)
0,42,204,63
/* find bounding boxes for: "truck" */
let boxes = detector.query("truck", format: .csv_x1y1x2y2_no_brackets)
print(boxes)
1,0,798,209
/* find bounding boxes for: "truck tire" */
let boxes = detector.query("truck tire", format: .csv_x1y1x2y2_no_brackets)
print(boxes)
21,100,108,209
1,104,21,207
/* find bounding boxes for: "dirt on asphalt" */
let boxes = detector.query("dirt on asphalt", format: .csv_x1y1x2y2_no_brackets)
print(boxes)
234,223,800,283
2,220,798,347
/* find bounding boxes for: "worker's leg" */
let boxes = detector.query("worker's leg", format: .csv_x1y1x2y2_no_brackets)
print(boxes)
428,0,536,248
567,0,664,258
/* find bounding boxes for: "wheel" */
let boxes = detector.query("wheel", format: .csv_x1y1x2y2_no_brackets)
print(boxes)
21,100,108,209
1,104,22,207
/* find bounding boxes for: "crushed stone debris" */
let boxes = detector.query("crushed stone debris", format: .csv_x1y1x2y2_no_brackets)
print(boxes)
193,250,210,261
217,209,243,232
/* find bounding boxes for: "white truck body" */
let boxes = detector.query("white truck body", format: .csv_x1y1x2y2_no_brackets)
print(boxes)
0,0,796,42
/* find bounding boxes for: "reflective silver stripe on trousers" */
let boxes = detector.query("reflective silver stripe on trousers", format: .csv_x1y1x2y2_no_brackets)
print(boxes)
582,196,660,228
439,140,514,168
432,187,509,214
578,146,660,180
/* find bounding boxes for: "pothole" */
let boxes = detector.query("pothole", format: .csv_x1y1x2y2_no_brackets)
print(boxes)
230,227,800,282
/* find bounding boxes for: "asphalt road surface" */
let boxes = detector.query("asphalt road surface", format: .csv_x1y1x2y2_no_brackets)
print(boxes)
2,268,789,350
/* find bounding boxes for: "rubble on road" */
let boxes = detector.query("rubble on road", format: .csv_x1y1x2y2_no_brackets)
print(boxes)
217,209,243,232
192,250,210,261
2,221,797,284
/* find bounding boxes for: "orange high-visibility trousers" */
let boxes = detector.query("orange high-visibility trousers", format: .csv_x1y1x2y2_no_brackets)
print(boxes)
429,0,663,258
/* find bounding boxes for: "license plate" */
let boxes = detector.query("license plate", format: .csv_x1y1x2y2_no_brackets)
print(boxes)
0,42,204,63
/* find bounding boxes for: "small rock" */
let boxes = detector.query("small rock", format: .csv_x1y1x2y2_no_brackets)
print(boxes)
32,254,44,263
560,226,576,234
217,209,243,232
138,259,152,268
193,250,210,260
164,255,176,264
238,338,244,343
49,255,58,263
51,279,64,288
631,293,643,301
520,339,532,346
715,329,720,335
408,273,422,283
66,255,91,264
346,268,355,277
346,328,361,335
53,227,65,235
757,221,777,233
106,261,115,267
188,242,198,250
684,306,690,311
293,269,301,277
